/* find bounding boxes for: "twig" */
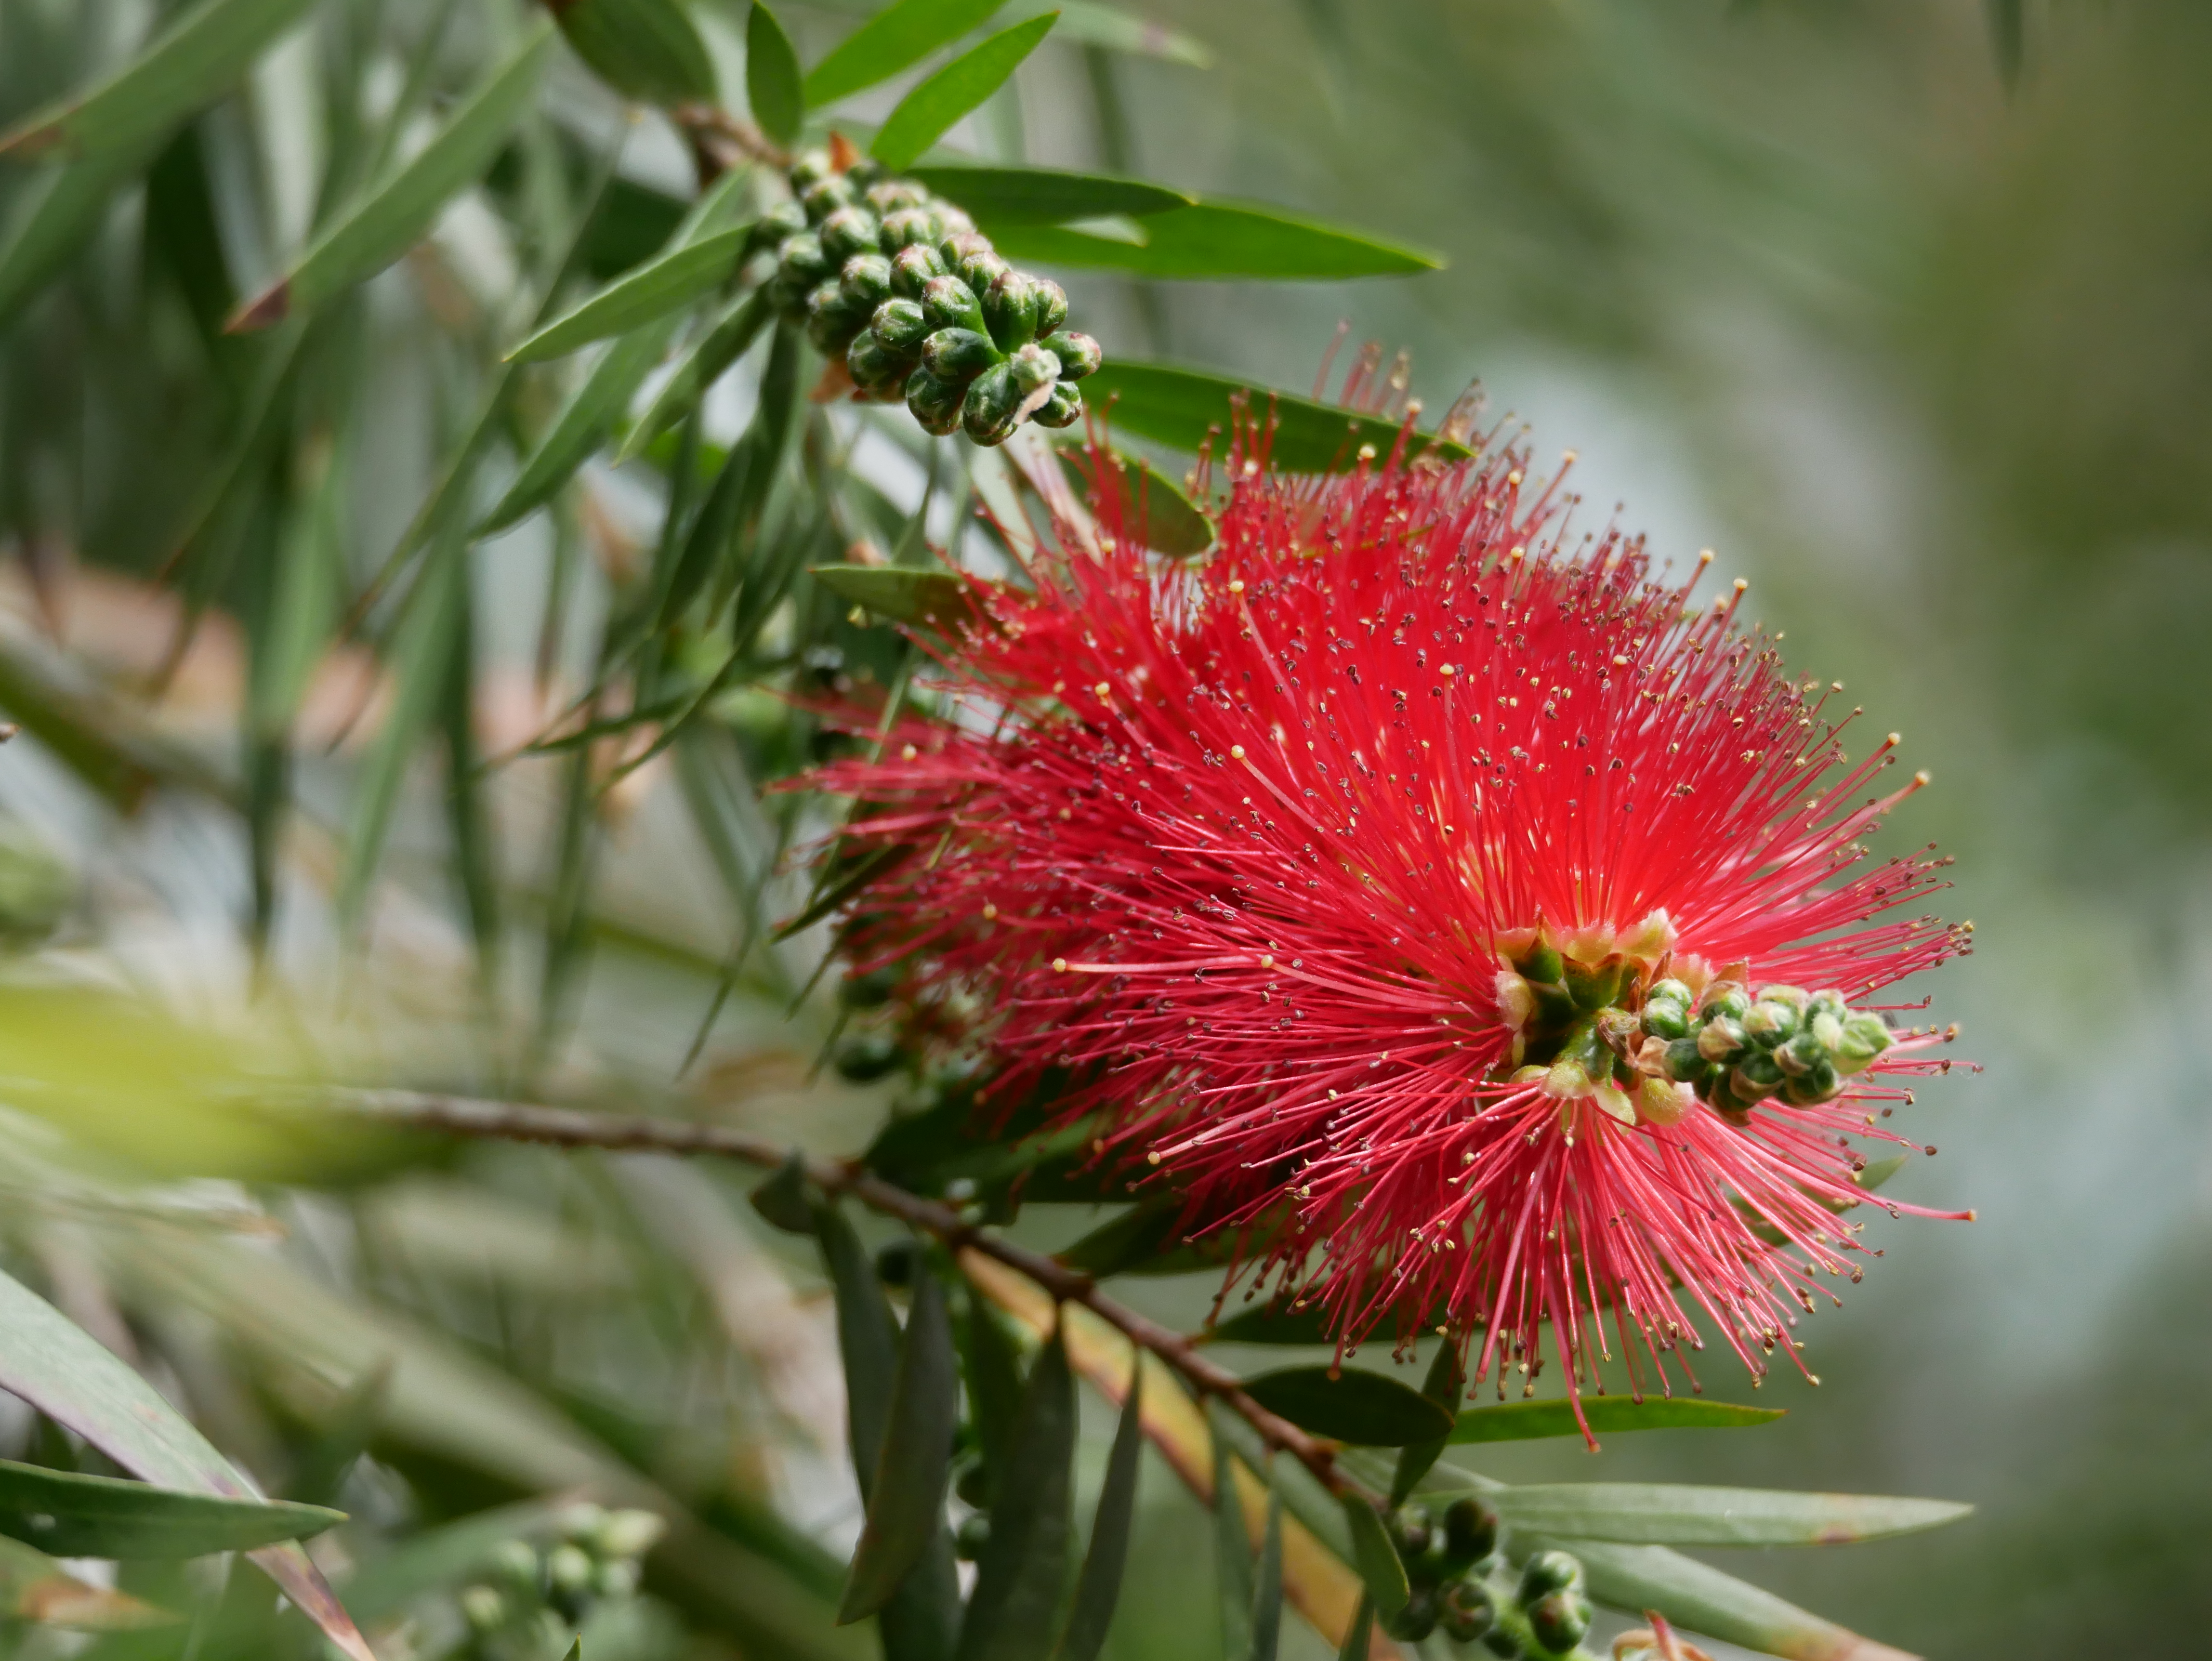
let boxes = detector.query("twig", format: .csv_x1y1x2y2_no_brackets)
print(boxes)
308,1088,1366,1503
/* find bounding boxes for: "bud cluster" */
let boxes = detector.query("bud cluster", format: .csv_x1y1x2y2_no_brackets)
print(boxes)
759,149,1101,446
1638,977,1891,1121
1380,1501,1595,1658
456,1503,665,1661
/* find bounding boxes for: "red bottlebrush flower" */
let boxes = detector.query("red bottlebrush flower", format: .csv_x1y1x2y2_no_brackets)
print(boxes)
806,419,1974,1429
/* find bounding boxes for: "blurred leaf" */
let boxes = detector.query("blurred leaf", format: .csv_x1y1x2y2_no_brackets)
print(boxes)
1249,1485,1284,1661
1389,1340,1462,1507
620,288,774,461
773,842,916,941
553,0,717,105
810,565,991,634
1054,1202,1181,1278
1055,1367,1142,1661
1006,1,1210,67
992,200,1440,280
229,26,556,328
1240,1368,1454,1448
817,1202,899,1487
1211,1416,1251,1661
0,641,169,810
0,0,313,161
0,146,158,325
481,322,676,533
509,228,750,362
909,164,1192,224
1988,0,2024,89
1333,1595,1371,1661
0,1535,173,1630
957,1323,1076,1661
1057,444,1214,555
0,1267,375,1660
804,0,1009,106
0,1459,342,1558
870,15,1059,173
840,1269,960,1622
1449,1398,1782,1445
749,1151,816,1234
1488,1484,1972,1547
748,3,807,145
959,1280,1027,1504
285,1362,392,1510
1337,1496,1407,1617
1197,1302,1336,1346
1082,361,1472,471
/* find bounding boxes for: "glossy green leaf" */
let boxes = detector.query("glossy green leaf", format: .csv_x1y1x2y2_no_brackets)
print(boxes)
1055,1367,1142,1661
1855,1151,1909,1193
1082,361,1473,473
229,26,554,328
908,164,1191,225
811,564,992,633
1488,1483,1972,1547
991,200,1440,281
1449,1398,1783,1446
0,147,157,324
750,1151,816,1234
1516,1534,1907,1661
1211,1422,1251,1661
554,0,717,105
804,0,1009,106
0,0,313,161
479,320,676,533
870,15,1058,173
508,226,747,362
840,1269,959,1621
816,1201,899,1486
1338,1496,1409,1617
0,1535,172,1630
1389,1340,1463,1506
960,1283,1026,1505
1058,444,1215,556
748,4,806,145
1248,1485,1283,1661
0,1268,374,1660
1240,1367,1454,1448
956,1324,1076,1661
0,1459,342,1559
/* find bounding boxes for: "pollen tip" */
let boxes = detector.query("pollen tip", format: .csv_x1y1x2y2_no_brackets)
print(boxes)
1228,579,1246,594
1697,548,1715,567
1732,577,1748,592
1146,1150,1161,1165
1231,744,1247,760
900,743,918,761
983,903,998,920
1913,769,1932,786
1886,732,1901,747
1053,958,1069,973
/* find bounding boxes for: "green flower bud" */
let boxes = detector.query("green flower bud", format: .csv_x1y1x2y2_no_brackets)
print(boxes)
806,280,867,353
1809,1010,1844,1051
1440,1497,1499,1569
954,1513,991,1560
1701,984,1752,1022
1033,277,1069,340
1834,1012,1891,1074
1779,1058,1841,1106
1731,1049,1784,1099
595,1509,666,1559
878,206,937,251
871,298,932,356
593,1559,639,1600
892,244,949,298
922,327,1003,381
1516,1549,1583,1602
847,335,916,399
840,252,894,312
1640,995,1691,1041
546,1543,594,1594
1527,1590,1593,1655
789,149,834,190
1514,941,1565,984
1033,382,1083,428
922,274,988,335
866,179,930,214
820,206,882,264
834,1030,904,1081
460,1584,506,1632
489,1538,540,1588
1481,1627,1525,1659
1391,1505,1434,1559
960,362,1019,442
1648,977,1693,1005
749,200,807,255
905,368,967,436
1662,1037,1709,1083
800,174,857,223
1008,341,1060,397
1774,1028,1823,1078
1441,1579,1497,1643
557,1503,608,1542
1563,957,1626,1012
982,270,1041,350
951,239,1011,299
1742,999,1799,1044
1697,1017,1746,1062
1383,1585,1440,1642
774,233,831,297
1047,329,1102,380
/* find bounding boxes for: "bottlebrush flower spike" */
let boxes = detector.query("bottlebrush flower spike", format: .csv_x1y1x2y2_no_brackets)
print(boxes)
805,414,1975,1435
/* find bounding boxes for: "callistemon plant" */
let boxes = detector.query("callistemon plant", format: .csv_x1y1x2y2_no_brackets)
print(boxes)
810,417,1975,1432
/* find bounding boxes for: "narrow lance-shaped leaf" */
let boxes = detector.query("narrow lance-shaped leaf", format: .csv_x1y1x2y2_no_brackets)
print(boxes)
993,199,1440,281
748,3,806,146
870,15,1059,173
1248,1486,1284,1661
0,1460,343,1559
1390,1339,1463,1507
0,1535,173,1630
1449,1398,1783,1446
0,0,315,161
0,1268,376,1661
507,224,750,363
619,287,774,461
811,565,992,634
1211,1415,1252,1661
550,0,717,106
0,146,162,324
804,0,1009,106
908,164,1192,224
816,1202,899,1488
1081,361,1473,473
478,320,677,534
959,1283,1026,1504
229,26,556,329
1012,0,1211,66
1487,1483,1972,1548
1058,445,1214,558
956,1320,1077,1661
1240,1367,1455,1448
750,1151,816,1235
1054,1368,1143,1661
1337,1497,1409,1618
839,1266,960,1622
1333,1595,1373,1661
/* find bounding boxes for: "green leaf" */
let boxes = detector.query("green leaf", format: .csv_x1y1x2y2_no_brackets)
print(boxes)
1248,1485,1283,1661
0,1535,173,1630
750,1151,816,1235
1390,1340,1462,1507
1054,1203,1181,1278
508,227,748,362
0,147,158,325
1333,1595,1372,1661
554,0,717,105
0,0,314,161
811,565,992,634
1449,1398,1783,1446
1081,361,1473,473
1054,1366,1141,1661
817,1201,899,1485
773,841,916,942
1337,1497,1408,1618
840,1268,960,1622
229,26,555,329
1198,1302,1336,1347
959,1283,1027,1505
1988,0,2024,89
991,200,1440,280
1855,1151,1909,1193
1015,1,1211,67
748,3,806,145
480,321,676,534
956,1324,1076,1661
0,1459,342,1559
908,164,1191,225
1210,1421,1251,1661
1239,1368,1454,1448
870,15,1059,173
620,288,775,461
1487,1483,1972,1548
1057,445,1214,557
0,1267,375,1660
1516,1535,1909,1661
804,0,1009,106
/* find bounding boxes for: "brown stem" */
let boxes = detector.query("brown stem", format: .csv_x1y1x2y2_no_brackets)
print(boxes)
310,1088,1365,1503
